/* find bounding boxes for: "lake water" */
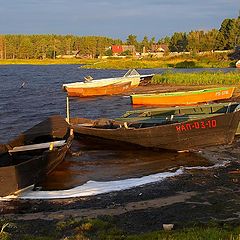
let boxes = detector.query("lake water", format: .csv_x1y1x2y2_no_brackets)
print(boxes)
0,65,236,195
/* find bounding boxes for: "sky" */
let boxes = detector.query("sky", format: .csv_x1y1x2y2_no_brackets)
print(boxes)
0,0,239,41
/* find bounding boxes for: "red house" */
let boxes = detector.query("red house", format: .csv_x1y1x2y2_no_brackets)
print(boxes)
112,45,123,55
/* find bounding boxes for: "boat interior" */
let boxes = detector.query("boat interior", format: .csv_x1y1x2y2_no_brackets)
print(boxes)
72,103,240,131
0,115,70,168
0,133,66,168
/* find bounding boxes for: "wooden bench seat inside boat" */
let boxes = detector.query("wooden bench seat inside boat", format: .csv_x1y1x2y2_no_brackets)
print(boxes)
9,140,66,153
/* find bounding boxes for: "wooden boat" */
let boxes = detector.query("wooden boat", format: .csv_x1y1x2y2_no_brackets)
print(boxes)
0,115,73,197
123,68,155,83
64,81,132,97
62,69,156,96
63,75,140,89
118,102,240,119
116,102,240,135
130,87,235,106
62,69,154,91
236,60,240,68
71,108,240,151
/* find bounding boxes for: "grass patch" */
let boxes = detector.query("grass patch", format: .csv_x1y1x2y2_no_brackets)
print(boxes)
80,54,235,69
151,71,240,85
2,218,240,240
0,59,94,65
125,226,240,240
0,53,235,69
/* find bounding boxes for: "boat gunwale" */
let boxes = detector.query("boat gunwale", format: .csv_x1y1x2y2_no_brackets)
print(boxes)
74,111,237,132
121,102,240,118
131,87,235,98
63,76,140,89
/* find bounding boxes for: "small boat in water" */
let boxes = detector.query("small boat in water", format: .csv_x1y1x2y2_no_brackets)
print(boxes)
123,68,155,83
116,102,240,135
64,81,132,97
0,115,73,197
71,107,240,152
130,87,235,106
62,69,143,97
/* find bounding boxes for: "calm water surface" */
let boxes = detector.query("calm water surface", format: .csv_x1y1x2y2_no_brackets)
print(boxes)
0,65,236,190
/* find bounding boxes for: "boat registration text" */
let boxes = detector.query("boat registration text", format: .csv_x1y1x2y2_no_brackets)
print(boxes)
176,120,217,132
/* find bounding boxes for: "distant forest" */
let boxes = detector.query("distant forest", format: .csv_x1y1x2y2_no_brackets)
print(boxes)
0,17,239,59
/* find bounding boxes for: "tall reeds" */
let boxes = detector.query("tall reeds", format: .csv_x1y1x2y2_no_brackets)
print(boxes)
151,72,240,85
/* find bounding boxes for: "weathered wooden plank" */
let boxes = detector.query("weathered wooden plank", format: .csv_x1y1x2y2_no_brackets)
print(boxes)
9,140,66,153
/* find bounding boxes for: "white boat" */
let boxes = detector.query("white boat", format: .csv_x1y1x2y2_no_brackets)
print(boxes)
63,75,140,89
236,60,240,68
62,69,154,90
124,68,155,79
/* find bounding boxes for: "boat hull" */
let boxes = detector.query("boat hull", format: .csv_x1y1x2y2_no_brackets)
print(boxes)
63,76,140,91
0,115,73,197
0,145,70,197
66,81,132,97
72,110,240,151
116,102,240,135
131,87,235,105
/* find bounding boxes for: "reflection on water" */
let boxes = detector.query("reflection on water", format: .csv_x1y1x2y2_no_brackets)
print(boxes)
40,139,212,190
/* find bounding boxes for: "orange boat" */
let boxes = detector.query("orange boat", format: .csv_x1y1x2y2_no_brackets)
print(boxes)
65,81,132,97
131,87,235,106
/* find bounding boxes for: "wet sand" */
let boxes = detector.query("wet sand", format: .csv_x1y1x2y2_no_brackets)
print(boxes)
39,139,212,191
1,141,239,235
0,84,240,237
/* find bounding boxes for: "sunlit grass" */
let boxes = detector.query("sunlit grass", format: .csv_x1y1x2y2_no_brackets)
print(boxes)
125,227,240,240
151,71,240,85
0,59,93,65
57,218,240,240
0,53,236,69
81,54,235,69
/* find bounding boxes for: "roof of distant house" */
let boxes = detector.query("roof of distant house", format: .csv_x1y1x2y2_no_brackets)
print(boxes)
112,45,123,53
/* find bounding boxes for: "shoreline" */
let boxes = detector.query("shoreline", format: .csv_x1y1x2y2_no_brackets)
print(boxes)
0,83,240,238
0,141,239,237
1,134,240,234
0,57,236,69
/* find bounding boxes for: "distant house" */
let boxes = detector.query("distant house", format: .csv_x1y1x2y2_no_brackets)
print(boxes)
142,43,169,58
111,45,136,56
151,44,169,53
57,50,80,59
111,45,123,55
122,45,136,53
56,50,94,59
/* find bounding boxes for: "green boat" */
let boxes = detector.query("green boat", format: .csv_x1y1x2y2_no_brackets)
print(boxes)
130,87,235,105
116,102,240,135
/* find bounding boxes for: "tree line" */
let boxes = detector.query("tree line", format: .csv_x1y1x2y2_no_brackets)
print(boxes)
0,17,239,59
0,35,121,59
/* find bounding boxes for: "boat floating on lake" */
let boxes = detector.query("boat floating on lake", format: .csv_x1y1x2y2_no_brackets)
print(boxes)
0,115,73,197
62,69,155,97
62,69,142,97
70,107,240,152
63,81,132,97
130,87,235,106
116,102,240,135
